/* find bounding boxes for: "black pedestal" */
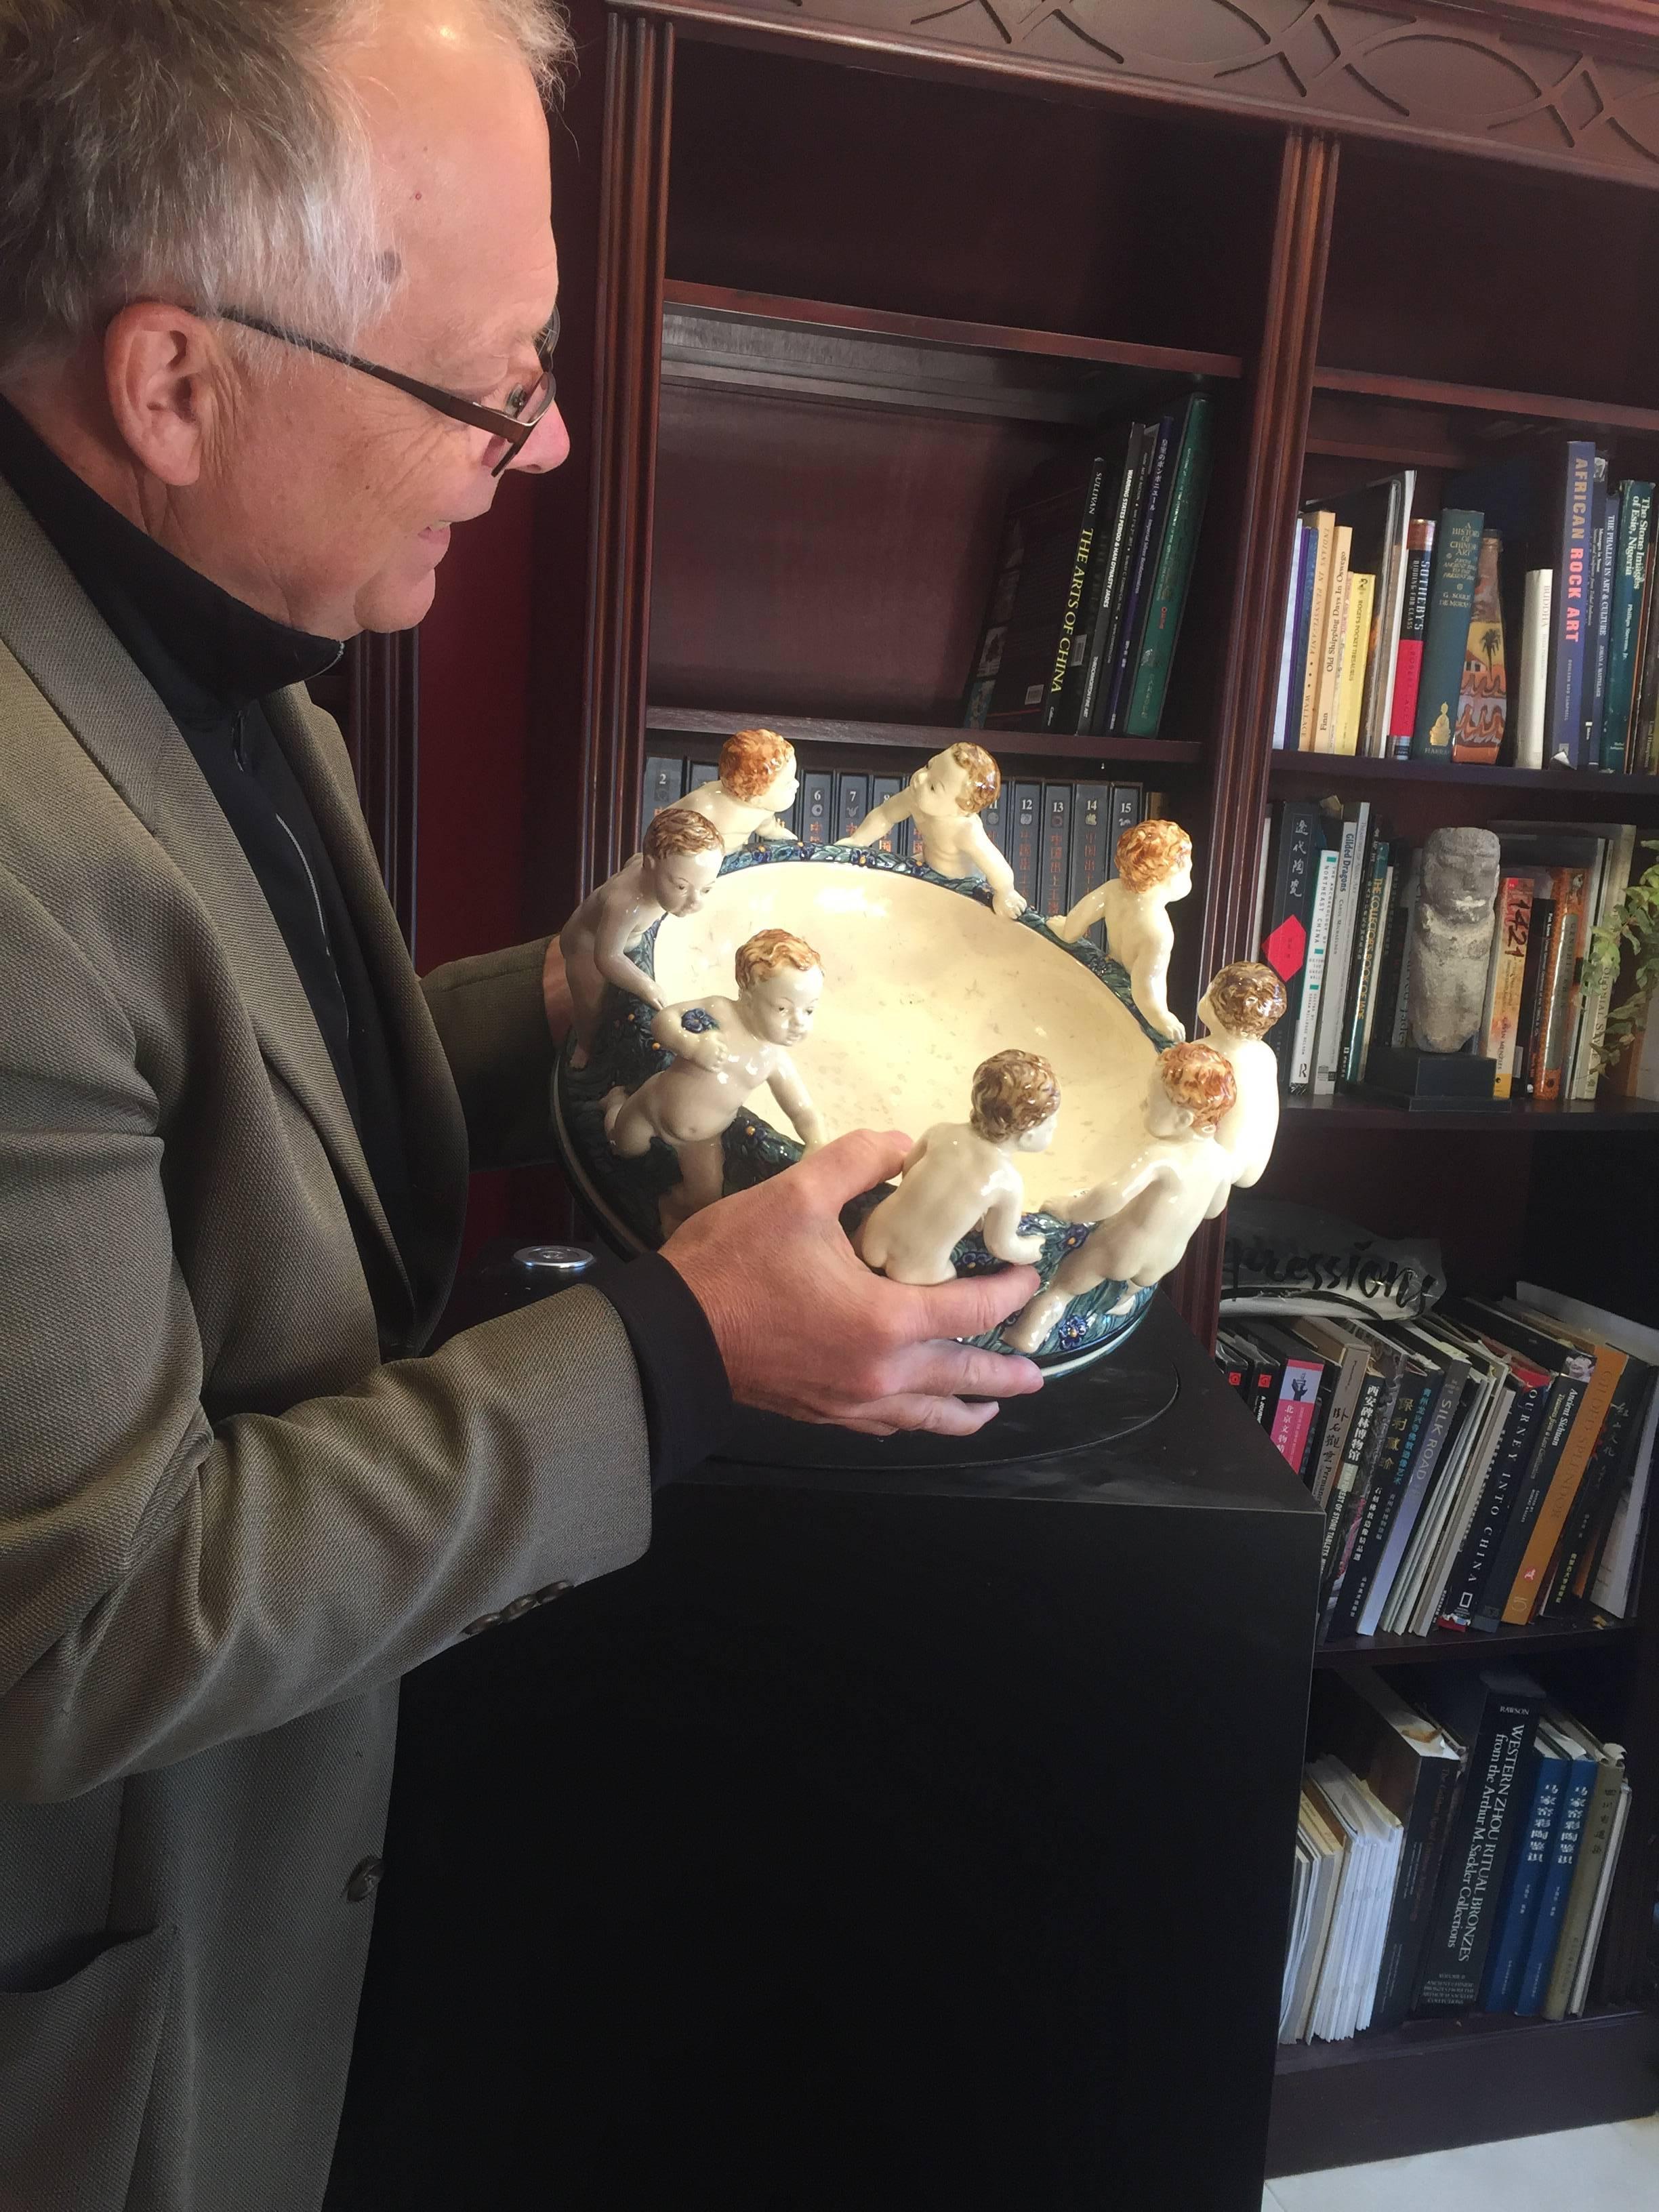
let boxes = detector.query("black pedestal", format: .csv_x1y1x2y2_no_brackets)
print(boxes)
1357,1045,1498,1109
329,1296,1321,2212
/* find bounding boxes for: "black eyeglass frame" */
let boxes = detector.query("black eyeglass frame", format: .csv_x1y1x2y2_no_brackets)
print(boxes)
216,307,559,477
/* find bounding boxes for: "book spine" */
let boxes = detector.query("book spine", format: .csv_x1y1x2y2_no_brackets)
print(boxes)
1343,842,1392,1086
1042,457,1109,731
1067,783,1110,947
1327,1371,1434,1641
1602,482,1653,774
1482,1753,1565,2012
1533,872,1586,1101
1412,508,1483,759
834,773,869,844
1628,530,1659,775
1103,411,1175,733
1389,517,1435,753
1314,812,1366,1096
1547,442,1596,769
1585,475,1617,767
1040,784,1072,917
1336,571,1374,756
1108,785,1141,877
1416,1689,1543,2011
1540,1364,1651,1615
1544,1757,1625,2018
1357,1364,1469,1638
1474,1376,1586,1630
1485,878,1535,1099
1513,570,1553,771
1438,1382,1549,1629
1504,1353,1622,1624
1274,523,1315,749
798,766,835,848
1372,1741,1464,2031
867,775,903,857
1311,530,1353,755
1008,781,1042,903
1515,1756,1596,2013
1368,474,1415,753
1074,437,1143,736
1318,1372,1401,1631
1261,800,1325,1090
1298,512,1336,752
1123,393,1215,738
1268,1355,1326,1476
1290,848,1339,1094
1453,529,1507,764
639,754,687,845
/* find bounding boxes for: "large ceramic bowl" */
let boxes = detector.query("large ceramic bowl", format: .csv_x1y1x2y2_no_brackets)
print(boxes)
552,843,1172,1369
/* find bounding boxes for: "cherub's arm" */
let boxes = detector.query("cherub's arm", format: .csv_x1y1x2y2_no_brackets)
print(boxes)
591,880,664,1008
981,1180,1044,1265
765,1054,826,1150
1131,914,1185,1043
1052,880,1109,942
1042,1156,1172,1222
756,812,798,843
844,787,917,847
964,817,1025,920
652,1000,730,1070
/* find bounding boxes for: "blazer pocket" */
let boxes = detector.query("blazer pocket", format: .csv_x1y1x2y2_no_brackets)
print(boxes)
0,1923,176,2212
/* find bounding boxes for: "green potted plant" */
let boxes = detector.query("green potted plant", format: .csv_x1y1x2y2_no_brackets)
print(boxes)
1589,840,1659,1076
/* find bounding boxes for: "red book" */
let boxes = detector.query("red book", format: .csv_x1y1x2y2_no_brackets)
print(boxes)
1387,517,1436,745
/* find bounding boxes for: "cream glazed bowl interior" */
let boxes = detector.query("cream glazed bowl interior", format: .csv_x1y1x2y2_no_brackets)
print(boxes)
552,844,1170,1369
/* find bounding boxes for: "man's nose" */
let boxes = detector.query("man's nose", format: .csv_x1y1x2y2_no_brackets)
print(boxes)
506,400,571,476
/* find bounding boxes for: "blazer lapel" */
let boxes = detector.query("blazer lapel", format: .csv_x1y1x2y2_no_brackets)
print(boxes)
0,481,415,1318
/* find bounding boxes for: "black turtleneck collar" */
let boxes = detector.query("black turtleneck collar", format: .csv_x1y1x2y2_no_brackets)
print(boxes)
0,392,342,724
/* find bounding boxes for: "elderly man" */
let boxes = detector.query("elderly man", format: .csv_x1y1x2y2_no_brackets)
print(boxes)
0,5,1043,2208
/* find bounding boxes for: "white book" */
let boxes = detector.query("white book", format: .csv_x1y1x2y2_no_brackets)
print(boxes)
1569,1774,1631,2016
1250,808,1273,957
1409,1371,1518,1636
1291,848,1340,1092
1571,821,1637,1099
1314,805,1370,1096
1514,568,1553,770
1383,1355,1506,1635
1287,1791,1345,2044
1279,1837,1316,2042
1271,531,1304,749
1305,1758,1401,2041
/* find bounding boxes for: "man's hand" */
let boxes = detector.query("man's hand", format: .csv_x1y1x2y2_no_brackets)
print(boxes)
661,1130,1044,1437
541,937,573,1043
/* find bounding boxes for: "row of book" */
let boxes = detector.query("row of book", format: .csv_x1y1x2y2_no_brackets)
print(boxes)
961,390,1214,739
1216,1285,1657,1645
1283,1666,1631,2042
639,752,1163,935
1273,445,1658,772
1252,796,1641,1102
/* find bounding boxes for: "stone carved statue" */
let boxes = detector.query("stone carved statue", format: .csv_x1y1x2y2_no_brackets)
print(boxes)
845,742,1026,920
559,807,726,1067
1195,961,1288,1217
1004,1044,1237,1353
663,726,801,853
1406,827,1502,1054
857,1048,1059,1285
605,927,827,1233
1050,817,1193,1041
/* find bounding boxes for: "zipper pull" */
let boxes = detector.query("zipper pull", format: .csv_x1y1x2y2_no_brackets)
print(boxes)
232,710,249,771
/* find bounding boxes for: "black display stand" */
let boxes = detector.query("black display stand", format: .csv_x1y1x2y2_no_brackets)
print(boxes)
328,1295,1322,2212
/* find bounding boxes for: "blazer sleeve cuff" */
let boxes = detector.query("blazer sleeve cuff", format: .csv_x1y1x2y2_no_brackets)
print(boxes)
586,1251,733,1487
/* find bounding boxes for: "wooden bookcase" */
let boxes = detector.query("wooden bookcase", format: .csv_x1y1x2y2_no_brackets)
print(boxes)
561,0,1659,2177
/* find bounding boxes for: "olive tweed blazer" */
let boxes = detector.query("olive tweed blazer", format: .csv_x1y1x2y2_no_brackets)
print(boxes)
0,478,652,2212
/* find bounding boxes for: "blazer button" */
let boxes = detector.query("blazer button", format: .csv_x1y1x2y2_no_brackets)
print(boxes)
502,1595,537,1620
462,1612,501,1637
535,1582,572,1604
346,1857,384,1903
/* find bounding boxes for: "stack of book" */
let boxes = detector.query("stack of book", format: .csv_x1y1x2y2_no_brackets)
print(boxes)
1251,797,1639,1101
1282,1666,1633,2043
1273,451,1657,771
638,753,1163,934
1216,1286,1658,1644
962,391,1215,740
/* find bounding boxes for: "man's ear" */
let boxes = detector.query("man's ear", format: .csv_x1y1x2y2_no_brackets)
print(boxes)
103,303,226,487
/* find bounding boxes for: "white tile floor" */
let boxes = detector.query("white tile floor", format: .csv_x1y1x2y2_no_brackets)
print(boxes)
1262,2114,1659,2210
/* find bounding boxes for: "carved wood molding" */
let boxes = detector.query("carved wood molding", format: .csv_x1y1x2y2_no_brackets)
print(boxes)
342,630,421,958
582,11,676,898
627,0,1659,182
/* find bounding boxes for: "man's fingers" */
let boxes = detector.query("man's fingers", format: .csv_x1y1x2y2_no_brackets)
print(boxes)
906,1264,1042,1340
884,1341,1043,1402
790,1127,912,1208
857,1393,1002,1437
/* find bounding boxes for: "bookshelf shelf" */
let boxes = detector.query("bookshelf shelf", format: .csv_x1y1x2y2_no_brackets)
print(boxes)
1267,753,1659,797
1311,364,1659,442
644,705,1203,769
1280,1097,1659,1132
1313,1619,1635,1670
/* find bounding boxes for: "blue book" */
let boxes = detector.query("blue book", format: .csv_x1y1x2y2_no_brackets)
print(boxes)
979,778,1008,856
1585,472,1616,767
1603,481,1653,774
1068,783,1110,947
868,774,908,860
1040,785,1072,918
798,766,835,848
1515,1725,1597,2015
1275,522,1315,749
833,773,869,844
1412,508,1483,759
1481,1730,1569,2011
1008,781,1042,905
639,754,686,846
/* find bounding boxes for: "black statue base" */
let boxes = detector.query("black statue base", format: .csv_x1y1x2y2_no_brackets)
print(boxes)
1357,1044,1498,1109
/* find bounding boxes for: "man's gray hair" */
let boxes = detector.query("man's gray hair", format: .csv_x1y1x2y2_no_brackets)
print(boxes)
0,0,573,381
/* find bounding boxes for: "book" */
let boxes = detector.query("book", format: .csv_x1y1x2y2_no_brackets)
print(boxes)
1311,1671,1464,2032
1304,1755,1404,2040
1259,799,1325,1089
687,760,719,789
1297,510,1338,753
1481,876,1535,1099
980,449,1111,731
1289,847,1340,1094
1057,423,1141,734
1481,1728,1570,2011
1514,1717,1599,2015
1584,472,1617,768
1342,840,1393,1086
1435,1338,1553,1632
834,773,869,845
1570,1774,1631,2015
1498,1305,1626,1623
1513,568,1553,771
1335,571,1374,756
1332,470,1416,756
1007,781,1042,903
1413,1666,1546,2013
1283,1790,1346,2043
1326,1354,1439,1643
1109,783,1142,876
1412,507,1484,760
1102,410,1176,733
1040,784,1072,918
1388,516,1435,754
1272,522,1316,750
1076,423,1152,737
1067,782,1110,949
1311,525,1354,755
1317,1353,1399,1629
1531,865,1589,1099
639,754,685,844
1542,1719,1626,2019
1313,802,1370,1099
1510,888,1555,1094
1124,390,1214,737
1452,528,1506,764
1355,1329,1472,1639
1542,1359,1655,1618
867,775,905,858
1244,1321,1328,1478
797,765,835,848
1291,1320,1374,1509
1601,481,1653,773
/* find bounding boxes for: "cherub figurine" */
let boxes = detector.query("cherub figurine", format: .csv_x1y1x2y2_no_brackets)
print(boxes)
1004,1043,1236,1353
663,726,800,853
1049,817,1193,1040
844,743,1026,920
605,927,827,1233
559,807,726,1067
857,1048,1060,1285
1195,961,1287,1214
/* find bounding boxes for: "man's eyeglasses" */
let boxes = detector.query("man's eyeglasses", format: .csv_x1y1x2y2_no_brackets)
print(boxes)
216,308,559,477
